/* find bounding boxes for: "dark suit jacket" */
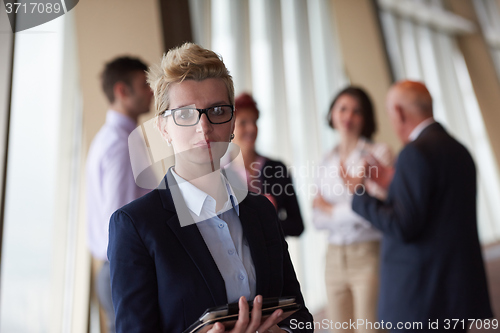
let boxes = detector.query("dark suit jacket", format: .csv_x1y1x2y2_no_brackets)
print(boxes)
108,169,313,333
258,159,304,237
352,123,492,328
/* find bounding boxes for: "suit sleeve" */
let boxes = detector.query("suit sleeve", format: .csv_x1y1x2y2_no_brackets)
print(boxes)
108,210,161,333
352,145,432,242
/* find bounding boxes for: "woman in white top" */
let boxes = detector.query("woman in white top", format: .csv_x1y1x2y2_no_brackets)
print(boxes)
313,86,392,333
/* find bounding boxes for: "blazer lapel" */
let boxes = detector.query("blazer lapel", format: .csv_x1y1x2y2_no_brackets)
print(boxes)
162,169,228,306
239,199,271,297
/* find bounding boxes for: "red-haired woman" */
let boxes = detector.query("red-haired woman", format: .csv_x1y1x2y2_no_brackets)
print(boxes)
231,93,304,237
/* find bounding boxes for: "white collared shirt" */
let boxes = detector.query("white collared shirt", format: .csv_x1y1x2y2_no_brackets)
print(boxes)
313,138,393,245
172,169,238,223
408,117,435,142
171,169,256,303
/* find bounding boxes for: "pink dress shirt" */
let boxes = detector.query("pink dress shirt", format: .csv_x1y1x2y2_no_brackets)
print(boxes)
86,110,150,260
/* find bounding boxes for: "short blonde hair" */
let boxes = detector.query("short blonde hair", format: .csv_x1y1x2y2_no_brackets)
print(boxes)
147,43,235,119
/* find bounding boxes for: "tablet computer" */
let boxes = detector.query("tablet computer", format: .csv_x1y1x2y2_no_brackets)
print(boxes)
183,296,301,333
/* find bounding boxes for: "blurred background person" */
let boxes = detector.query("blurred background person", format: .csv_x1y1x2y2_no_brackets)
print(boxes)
352,81,493,332
312,86,393,333
86,56,152,333
232,92,304,237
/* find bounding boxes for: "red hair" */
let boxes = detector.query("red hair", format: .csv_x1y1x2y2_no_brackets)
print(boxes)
234,92,259,118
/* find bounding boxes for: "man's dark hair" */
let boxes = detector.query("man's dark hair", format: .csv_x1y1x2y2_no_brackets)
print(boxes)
327,86,377,140
101,56,148,103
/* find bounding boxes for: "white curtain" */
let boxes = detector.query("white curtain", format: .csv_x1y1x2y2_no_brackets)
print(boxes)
0,11,83,333
188,0,348,313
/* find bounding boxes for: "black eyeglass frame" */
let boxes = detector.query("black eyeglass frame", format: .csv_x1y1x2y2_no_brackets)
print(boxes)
160,104,235,127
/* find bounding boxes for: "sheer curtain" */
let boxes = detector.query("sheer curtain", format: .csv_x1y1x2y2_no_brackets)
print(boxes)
188,0,348,313
378,0,500,243
0,11,84,333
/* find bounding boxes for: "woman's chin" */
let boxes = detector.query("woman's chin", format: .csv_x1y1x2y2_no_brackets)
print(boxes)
237,142,255,152
179,144,229,169
339,129,361,138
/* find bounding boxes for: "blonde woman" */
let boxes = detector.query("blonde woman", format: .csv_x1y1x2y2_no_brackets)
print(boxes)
108,43,313,333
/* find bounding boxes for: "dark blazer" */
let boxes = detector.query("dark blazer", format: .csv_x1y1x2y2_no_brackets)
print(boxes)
108,169,313,333
259,159,304,237
352,123,492,329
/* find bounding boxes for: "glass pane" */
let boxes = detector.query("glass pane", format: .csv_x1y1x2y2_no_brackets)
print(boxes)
0,13,81,332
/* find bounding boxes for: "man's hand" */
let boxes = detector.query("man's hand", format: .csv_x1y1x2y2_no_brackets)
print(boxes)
207,296,287,333
364,153,395,190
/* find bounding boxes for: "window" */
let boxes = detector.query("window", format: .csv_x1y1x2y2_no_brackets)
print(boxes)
0,12,83,332
473,0,500,80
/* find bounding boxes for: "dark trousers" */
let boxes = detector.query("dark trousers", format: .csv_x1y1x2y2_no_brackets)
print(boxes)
96,261,116,333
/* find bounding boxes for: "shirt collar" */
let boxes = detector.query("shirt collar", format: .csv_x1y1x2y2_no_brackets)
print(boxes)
106,109,137,134
408,117,435,142
330,137,368,159
356,137,368,150
171,168,240,217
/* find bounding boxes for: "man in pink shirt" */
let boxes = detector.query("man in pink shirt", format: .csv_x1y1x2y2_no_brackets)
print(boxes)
86,56,152,332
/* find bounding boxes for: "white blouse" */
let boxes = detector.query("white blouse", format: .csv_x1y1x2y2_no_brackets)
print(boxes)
313,138,393,245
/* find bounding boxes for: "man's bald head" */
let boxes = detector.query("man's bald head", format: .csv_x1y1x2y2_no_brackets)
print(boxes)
388,80,433,117
386,80,434,144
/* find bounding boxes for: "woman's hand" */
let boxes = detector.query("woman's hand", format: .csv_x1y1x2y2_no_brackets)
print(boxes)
313,194,334,214
207,296,287,333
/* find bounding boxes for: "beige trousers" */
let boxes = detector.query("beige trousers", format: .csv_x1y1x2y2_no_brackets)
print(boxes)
325,241,380,333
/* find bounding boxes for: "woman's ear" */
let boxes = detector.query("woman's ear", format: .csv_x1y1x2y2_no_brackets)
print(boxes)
157,117,171,143
230,119,236,140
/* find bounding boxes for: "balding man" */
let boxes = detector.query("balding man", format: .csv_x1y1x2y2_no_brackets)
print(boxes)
352,81,492,332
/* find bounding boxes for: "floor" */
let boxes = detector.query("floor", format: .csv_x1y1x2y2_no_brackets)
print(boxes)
470,249,500,333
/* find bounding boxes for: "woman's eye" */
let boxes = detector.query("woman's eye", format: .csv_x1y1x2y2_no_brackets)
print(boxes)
211,107,224,116
179,109,195,119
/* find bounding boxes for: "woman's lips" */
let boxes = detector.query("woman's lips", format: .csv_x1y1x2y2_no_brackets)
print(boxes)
194,140,210,148
342,121,352,127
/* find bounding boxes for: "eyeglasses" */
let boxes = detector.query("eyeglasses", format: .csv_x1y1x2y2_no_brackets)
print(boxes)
160,104,234,127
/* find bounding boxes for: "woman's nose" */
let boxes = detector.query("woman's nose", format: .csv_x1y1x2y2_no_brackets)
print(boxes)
344,109,354,120
196,113,213,134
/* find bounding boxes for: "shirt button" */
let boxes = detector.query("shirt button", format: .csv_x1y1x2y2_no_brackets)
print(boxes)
228,249,234,255
239,274,245,280
218,223,224,229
